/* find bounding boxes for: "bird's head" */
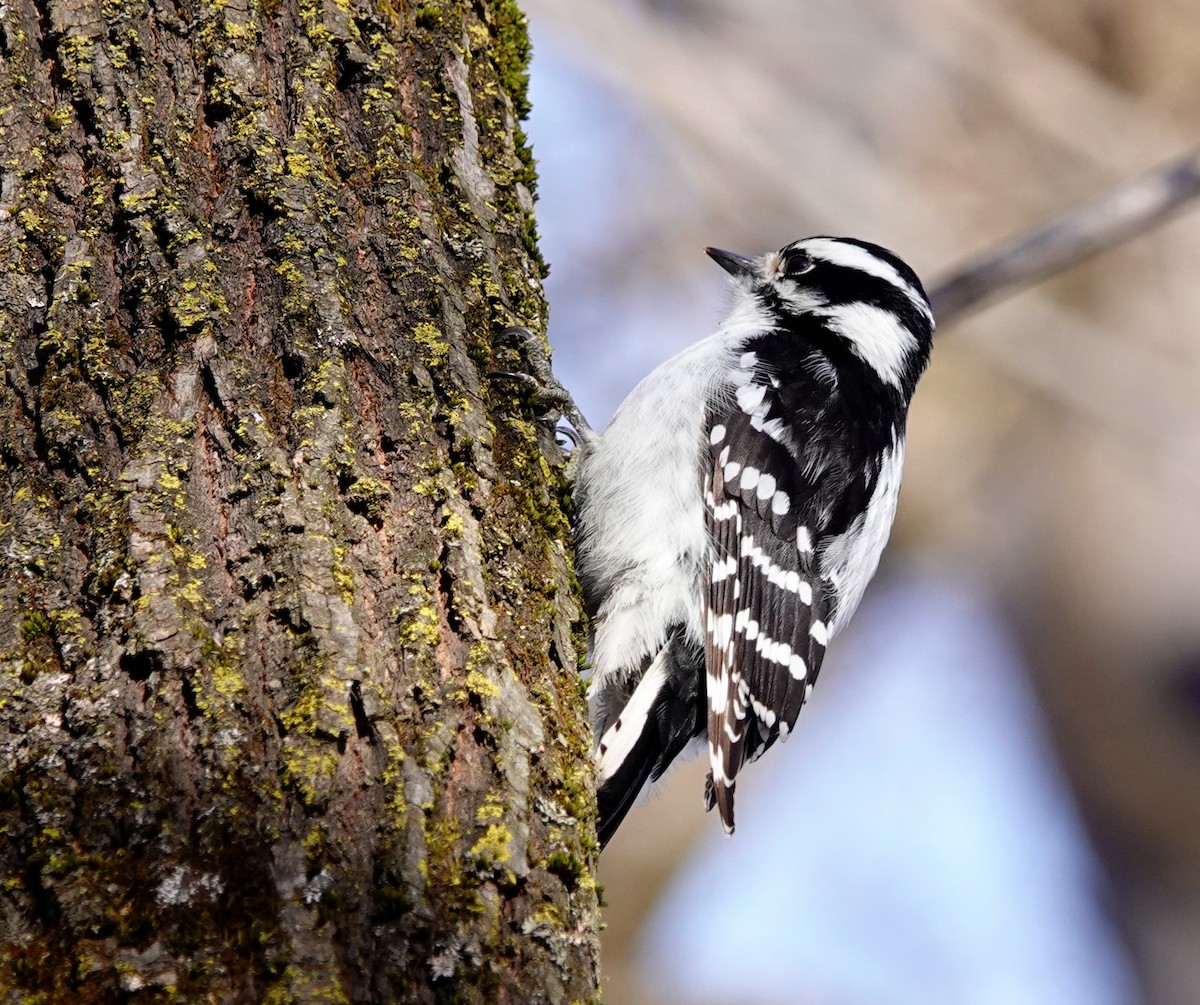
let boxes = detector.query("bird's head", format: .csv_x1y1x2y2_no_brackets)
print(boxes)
706,236,935,396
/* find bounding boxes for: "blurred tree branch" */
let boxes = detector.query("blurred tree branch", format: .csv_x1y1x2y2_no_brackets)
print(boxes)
931,148,1200,324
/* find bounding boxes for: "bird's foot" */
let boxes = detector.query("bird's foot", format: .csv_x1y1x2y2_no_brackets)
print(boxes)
492,325,592,449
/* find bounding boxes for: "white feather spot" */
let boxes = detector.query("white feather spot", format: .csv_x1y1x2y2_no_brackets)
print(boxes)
789,654,807,680
749,694,776,728
755,472,776,501
710,424,726,445
760,417,790,444
714,614,734,647
712,556,737,581
710,762,734,788
772,490,790,515
810,620,829,647
713,499,738,521
796,526,813,554
736,383,766,414
757,636,780,663
723,461,742,482
739,466,760,492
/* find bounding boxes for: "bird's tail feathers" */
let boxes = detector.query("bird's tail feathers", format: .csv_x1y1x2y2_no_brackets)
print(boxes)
594,635,703,848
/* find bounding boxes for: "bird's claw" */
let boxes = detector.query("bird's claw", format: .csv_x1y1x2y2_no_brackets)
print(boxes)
492,325,592,444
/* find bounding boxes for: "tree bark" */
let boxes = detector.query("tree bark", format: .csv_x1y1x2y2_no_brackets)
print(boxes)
0,1,600,1002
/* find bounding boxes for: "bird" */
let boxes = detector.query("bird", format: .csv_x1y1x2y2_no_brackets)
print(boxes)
570,236,935,847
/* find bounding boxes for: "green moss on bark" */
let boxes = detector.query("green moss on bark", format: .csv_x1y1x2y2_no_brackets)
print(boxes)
0,0,598,1000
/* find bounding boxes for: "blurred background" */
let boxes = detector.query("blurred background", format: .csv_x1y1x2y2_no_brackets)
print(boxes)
519,1,1200,1002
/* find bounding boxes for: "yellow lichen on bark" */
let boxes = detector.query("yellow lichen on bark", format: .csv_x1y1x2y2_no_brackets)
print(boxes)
0,0,600,1000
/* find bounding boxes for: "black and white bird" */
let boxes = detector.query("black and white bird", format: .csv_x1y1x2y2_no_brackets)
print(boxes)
571,236,935,847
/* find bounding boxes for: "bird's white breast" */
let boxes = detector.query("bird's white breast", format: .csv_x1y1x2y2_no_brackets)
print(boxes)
575,300,774,690
820,436,905,634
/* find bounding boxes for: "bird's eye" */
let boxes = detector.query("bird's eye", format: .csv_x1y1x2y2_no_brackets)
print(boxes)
783,251,815,276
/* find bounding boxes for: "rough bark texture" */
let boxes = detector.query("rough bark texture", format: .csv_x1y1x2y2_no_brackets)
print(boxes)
0,1,600,1001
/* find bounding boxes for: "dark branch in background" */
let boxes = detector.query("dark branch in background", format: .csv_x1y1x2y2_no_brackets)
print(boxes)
930,147,1200,325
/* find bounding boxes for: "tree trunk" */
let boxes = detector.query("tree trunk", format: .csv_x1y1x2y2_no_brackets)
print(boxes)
0,1,600,1001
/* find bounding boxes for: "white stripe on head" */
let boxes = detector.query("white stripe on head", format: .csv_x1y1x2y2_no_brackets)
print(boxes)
800,238,931,319
818,302,918,389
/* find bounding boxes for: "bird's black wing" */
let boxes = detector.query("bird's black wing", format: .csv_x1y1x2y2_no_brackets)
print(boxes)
702,330,887,833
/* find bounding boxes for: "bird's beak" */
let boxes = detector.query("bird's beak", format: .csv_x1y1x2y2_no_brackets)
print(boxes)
705,247,755,279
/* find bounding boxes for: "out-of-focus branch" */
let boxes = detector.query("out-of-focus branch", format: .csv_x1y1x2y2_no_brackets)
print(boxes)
930,148,1200,324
